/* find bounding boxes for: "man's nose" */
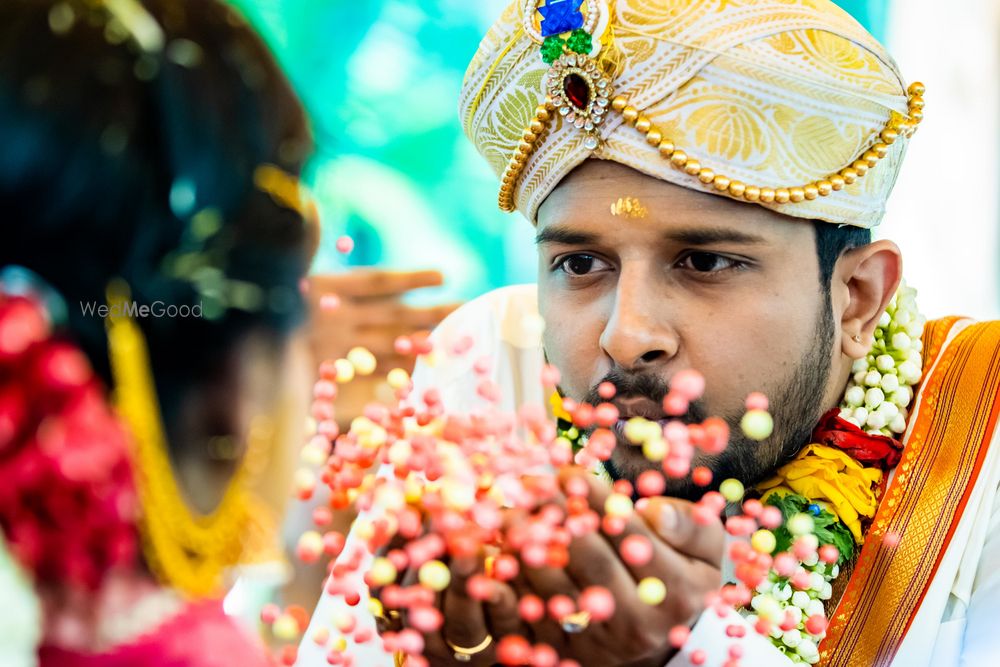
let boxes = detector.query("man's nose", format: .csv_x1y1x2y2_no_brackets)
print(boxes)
599,265,679,372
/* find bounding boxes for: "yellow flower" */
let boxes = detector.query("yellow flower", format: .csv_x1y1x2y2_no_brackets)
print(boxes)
550,391,573,423
758,444,882,542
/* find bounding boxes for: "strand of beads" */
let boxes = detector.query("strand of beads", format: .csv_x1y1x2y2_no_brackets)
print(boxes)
839,281,925,436
499,100,555,212
605,83,923,207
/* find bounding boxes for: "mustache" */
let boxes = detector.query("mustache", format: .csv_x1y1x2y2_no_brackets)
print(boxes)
577,367,710,423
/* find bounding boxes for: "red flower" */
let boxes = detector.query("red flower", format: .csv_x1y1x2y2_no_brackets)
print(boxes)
811,408,904,470
0,293,138,591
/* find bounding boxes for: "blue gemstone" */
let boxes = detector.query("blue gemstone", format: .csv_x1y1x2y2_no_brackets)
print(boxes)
808,503,822,516
539,0,585,38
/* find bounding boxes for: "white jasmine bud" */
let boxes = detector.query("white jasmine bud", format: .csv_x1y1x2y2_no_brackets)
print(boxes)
880,373,900,393
864,387,885,409
866,411,887,430
844,386,865,407
806,599,825,617
889,413,907,434
820,582,832,600
782,629,803,648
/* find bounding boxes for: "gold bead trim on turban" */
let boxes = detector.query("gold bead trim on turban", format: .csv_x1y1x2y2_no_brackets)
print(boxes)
499,80,924,212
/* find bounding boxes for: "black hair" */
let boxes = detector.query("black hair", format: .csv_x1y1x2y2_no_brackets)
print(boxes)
0,0,313,437
813,220,872,288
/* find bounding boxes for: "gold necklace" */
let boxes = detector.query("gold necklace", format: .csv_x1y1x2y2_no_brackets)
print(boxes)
105,281,275,598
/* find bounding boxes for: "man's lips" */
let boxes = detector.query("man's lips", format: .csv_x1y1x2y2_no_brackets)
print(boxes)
609,398,667,445
613,397,665,421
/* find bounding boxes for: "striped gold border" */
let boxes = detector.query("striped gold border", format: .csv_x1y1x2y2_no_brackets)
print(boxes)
820,318,1000,665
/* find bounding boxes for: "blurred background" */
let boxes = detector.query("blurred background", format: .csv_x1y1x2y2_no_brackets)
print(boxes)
227,0,1000,320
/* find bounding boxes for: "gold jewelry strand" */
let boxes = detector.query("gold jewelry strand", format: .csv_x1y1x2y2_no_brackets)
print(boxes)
105,281,264,598
498,81,924,211
499,97,556,212
606,82,924,205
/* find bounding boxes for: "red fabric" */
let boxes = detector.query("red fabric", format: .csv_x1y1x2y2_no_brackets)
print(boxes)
811,408,904,470
38,600,275,667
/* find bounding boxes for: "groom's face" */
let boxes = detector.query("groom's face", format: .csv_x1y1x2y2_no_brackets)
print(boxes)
536,160,842,495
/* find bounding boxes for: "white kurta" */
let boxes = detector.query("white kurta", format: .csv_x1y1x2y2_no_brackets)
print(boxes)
298,285,1000,667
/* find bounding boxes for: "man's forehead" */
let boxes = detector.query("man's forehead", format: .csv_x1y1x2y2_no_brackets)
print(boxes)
537,161,810,244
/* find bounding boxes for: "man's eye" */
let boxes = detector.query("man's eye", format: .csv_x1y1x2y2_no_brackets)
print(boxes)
556,254,610,276
678,252,743,273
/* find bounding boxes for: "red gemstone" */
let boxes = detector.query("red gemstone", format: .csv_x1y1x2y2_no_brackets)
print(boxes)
563,73,591,110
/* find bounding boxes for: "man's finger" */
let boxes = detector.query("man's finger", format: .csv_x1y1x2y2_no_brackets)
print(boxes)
441,556,493,655
311,269,444,299
637,496,725,567
483,579,525,640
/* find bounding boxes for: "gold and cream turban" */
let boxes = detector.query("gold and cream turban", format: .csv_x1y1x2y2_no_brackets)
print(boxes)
459,0,924,228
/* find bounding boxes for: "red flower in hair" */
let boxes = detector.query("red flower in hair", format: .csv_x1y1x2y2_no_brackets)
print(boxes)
0,294,138,590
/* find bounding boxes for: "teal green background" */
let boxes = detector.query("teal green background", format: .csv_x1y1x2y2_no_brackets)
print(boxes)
228,0,888,303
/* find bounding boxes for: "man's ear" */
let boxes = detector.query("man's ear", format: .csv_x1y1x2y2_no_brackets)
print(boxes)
833,239,903,359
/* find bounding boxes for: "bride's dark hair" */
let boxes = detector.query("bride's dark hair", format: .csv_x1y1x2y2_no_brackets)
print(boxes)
0,0,314,441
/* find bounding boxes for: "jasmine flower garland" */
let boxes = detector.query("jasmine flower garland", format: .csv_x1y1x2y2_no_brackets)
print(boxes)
840,280,925,436
742,282,924,663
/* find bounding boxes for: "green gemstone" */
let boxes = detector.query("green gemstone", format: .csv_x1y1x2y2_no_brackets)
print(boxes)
541,35,565,64
566,29,592,55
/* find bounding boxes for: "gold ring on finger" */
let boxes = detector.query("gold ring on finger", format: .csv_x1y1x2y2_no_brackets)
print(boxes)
445,634,493,662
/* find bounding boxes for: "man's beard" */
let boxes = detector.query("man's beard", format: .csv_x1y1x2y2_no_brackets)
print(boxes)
572,303,835,501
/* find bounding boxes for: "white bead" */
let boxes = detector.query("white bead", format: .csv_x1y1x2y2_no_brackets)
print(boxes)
792,591,811,609
830,565,840,579
852,407,869,424
852,358,869,373
773,583,793,601
878,311,892,328
839,408,854,421
864,370,882,387
876,355,895,372
808,572,825,591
